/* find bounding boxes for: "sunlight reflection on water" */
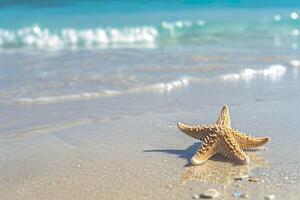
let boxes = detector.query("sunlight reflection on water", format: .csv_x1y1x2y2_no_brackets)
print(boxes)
181,151,268,185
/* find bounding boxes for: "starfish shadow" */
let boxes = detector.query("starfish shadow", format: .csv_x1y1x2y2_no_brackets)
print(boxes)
144,142,236,166
144,142,201,164
143,142,263,166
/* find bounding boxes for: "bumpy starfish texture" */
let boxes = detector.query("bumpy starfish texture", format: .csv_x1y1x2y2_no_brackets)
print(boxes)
177,105,270,165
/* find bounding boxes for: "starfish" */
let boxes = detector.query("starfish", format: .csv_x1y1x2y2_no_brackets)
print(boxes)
177,105,270,165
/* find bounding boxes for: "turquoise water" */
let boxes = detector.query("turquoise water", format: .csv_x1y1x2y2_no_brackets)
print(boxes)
0,1,299,49
0,1,299,105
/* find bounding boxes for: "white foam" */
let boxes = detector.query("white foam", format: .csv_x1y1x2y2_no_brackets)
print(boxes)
145,77,189,92
161,20,193,30
14,77,190,105
220,65,286,81
289,60,300,67
0,25,158,49
291,29,300,37
274,14,282,21
290,12,299,20
14,90,121,104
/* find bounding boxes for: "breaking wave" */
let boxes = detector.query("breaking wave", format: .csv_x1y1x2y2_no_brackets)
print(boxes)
0,17,298,49
13,65,288,105
14,77,190,104
220,65,287,81
0,20,199,49
0,20,205,49
0,25,158,49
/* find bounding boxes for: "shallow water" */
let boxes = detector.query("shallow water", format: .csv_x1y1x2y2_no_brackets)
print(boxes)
0,1,299,105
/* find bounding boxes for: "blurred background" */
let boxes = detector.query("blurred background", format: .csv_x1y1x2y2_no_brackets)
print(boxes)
0,0,299,104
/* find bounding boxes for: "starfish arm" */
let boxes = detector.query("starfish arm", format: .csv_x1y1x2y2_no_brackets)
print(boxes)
218,134,249,164
177,122,213,140
216,105,231,127
232,131,270,149
191,134,219,165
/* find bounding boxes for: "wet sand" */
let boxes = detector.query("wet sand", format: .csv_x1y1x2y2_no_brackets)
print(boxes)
0,78,300,199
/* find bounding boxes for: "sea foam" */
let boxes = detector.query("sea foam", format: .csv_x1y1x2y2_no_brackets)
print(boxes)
0,25,158,49
0,17,297,50
14,77,190,104
220,65,286,81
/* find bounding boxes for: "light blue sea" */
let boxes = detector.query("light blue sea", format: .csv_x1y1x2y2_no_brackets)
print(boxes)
0,0,299,105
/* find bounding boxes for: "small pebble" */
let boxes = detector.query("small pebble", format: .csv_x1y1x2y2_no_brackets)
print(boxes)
192,194,199,199
234,175,249,181
200,188,220,199
240,193,249,199
264,194,275,200
235,184,242,188
233,192,249,198
248,176,259,182
233,192,242,198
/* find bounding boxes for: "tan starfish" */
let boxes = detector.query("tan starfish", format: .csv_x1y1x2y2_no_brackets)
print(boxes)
177,105,270,165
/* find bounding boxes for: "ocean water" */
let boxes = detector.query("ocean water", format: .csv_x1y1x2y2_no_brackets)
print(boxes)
0,1,300,49
0,1,299,105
